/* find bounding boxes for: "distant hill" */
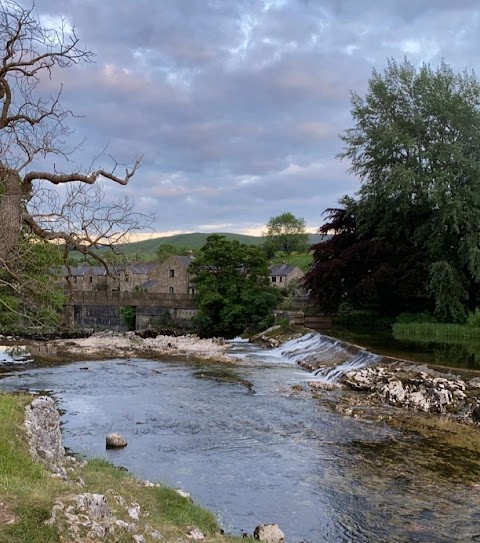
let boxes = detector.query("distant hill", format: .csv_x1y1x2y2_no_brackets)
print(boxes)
69,232,327,261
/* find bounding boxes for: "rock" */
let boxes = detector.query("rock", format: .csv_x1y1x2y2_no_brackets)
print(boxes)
175,488,193,501
407,391,432,412
128,502,141,520
253,523,285,542
133,536,146,543
381,379,405,405
75,493,112,522
454,389,467,400
344,367,378,391
24,396,67,476
116,519,137,532
187,526,205,539
106,432,127,449
433,388,452,406
472,405,480,423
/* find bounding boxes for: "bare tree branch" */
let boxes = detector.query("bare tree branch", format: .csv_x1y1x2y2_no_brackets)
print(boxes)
23,154,143,186
0,2,153,331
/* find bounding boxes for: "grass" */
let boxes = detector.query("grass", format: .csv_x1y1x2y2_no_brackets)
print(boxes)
0,393,253,542
69,232,325,261
393,322,480,342
271,252,313,272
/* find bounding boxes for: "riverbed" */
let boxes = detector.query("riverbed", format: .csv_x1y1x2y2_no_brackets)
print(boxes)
1,340,480,542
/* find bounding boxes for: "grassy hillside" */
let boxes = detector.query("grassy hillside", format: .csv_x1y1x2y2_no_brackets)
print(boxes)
120,232,264,253
70,232,326,261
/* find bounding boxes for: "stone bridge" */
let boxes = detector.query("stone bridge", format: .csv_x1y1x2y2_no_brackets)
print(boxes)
63,291,196,330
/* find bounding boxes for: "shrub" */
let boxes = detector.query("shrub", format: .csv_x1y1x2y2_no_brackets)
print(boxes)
467,308,480,328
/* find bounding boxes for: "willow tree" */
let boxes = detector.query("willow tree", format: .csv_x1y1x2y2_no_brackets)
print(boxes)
0,2,145,329
334,58,480,322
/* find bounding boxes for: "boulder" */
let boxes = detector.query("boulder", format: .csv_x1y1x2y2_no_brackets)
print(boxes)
106,433,127,449
253,523,285,543
381,379,406,405
24,396,67,476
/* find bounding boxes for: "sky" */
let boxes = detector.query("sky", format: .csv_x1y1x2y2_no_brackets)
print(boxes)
24,0,480,237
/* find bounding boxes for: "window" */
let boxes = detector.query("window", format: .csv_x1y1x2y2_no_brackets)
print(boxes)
169,286,175,294
279,276,283,283
271,276,276,283
89,276,93,283
169,269,175,278
189,287,196,295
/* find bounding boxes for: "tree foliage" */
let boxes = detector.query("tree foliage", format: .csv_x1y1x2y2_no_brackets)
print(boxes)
189,235,279,338
0,2,149,330
156,244,194,264
263,212,309,256
307,59,480,321
304,205,428,315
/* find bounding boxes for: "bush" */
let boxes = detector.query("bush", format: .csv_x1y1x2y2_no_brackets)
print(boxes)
119,305,136,330
279,317,290,328
395,312,436,325
467,308,480,328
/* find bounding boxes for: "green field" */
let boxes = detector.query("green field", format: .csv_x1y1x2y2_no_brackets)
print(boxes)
271,253,313,272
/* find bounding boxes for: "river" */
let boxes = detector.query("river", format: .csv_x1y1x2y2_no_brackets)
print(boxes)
1,338,480,542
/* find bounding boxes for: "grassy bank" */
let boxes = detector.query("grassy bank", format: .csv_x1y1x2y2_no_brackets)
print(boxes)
0,393,250,542
393,322,480,342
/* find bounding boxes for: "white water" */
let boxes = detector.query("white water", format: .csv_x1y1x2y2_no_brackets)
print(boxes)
312,349,380,383
268,332,380,383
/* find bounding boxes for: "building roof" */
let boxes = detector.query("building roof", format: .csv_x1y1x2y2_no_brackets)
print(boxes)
268,264,303,277
52,265,86,277
163,255,196,267
128,262,158,274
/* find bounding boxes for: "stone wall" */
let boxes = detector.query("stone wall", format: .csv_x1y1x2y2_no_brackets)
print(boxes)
136,305,197,330
73,305,128,331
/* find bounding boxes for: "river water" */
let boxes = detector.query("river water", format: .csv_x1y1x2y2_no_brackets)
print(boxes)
1,339,480,542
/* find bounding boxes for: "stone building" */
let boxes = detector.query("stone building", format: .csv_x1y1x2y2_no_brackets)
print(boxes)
58,262,159,292
268,263,305,290
147,254,196,295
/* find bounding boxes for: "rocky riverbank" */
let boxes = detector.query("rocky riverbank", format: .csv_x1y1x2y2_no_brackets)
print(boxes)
254,326,480,428
11,394,286,542
305,355,480,424
48,331,236,364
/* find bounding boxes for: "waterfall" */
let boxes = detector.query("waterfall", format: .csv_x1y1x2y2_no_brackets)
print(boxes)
311,349,380,384
270,332,380,383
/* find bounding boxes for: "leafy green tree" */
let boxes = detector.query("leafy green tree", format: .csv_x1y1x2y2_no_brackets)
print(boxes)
329,58,480,322
264,212,309,256
190,235,279,338
0,235,66,331
156,244,194,263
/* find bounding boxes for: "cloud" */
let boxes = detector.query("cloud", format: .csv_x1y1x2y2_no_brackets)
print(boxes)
20,0,480,234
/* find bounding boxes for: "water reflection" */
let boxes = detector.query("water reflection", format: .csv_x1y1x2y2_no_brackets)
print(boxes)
326,327,480,370
0,344,32,364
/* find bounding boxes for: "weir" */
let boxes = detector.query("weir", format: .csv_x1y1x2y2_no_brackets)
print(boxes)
270,332,380,383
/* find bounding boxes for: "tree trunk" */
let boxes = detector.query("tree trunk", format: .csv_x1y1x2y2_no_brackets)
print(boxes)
0,168,23,264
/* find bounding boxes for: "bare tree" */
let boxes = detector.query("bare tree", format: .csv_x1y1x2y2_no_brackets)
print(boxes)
0,2,150,328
